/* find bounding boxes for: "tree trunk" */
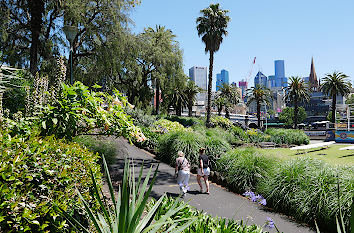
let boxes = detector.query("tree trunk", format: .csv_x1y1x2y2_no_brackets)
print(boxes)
206,51,214,127
257,101,261,129
225,107,230,119
294,102,298,129
332,93,337,123
218,106,222,116
155,78,160,115
188,100,193,117
29,0,44,75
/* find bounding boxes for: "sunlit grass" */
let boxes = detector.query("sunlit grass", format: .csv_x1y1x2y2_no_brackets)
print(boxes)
257,145,354,165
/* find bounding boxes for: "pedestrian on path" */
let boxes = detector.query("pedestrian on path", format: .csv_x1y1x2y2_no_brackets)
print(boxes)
197,148,210,194
175,151,190,196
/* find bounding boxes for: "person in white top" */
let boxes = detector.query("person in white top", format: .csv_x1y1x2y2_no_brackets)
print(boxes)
175,151,190,196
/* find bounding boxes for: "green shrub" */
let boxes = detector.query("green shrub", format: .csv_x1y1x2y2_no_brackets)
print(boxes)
38,82,143,141
258,157,353,232
0,132,102,232
148,196,264,233
265,128,309,145
134,126,160,151
217,148,274,193
204,135,232,166
152,119,190,134
229,125,248,142
158,131,205,165
210,115,233,129
246,129,270,143
165,115,203,127
205,127,235,144
74,135,118,165
125,108,158,127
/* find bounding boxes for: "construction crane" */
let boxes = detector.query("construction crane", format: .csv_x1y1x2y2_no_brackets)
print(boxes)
245,57,256,85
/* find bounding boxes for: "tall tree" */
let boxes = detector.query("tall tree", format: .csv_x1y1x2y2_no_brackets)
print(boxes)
284,76,310,129
185,80,203,117
164,73,188,116
219,83,240,119
0,0,137,76
321,71,351,123
246,85,272,129
212,96,226,116
196,3,230,126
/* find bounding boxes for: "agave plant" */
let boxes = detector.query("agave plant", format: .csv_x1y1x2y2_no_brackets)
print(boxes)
61,156,196,232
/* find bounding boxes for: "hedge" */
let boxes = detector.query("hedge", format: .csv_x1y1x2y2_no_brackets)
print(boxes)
0,133,102,232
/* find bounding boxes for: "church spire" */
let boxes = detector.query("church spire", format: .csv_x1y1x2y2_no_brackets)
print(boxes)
309,57,319,91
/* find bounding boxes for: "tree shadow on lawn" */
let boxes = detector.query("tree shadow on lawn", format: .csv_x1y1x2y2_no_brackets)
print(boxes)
294,147,328,155
339,153,354,158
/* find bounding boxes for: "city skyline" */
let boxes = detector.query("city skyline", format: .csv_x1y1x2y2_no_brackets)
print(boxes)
131,0,354,87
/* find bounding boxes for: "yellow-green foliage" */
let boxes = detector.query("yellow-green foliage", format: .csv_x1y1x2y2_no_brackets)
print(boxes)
210,116,233,129
0,132,102,232
152,119,191,134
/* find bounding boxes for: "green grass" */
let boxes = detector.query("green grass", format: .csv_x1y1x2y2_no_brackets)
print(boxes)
257,145,354,165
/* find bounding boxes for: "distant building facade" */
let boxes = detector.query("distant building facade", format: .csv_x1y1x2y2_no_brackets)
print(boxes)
189,66,208,104
216,69,229,91
274,60,287,88
238,79,248,99
254,71,267,87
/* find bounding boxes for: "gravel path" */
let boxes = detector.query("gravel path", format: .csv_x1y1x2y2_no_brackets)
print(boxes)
106,137,315,233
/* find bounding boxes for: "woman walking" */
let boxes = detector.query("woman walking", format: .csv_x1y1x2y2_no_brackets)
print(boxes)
175,151,190,196
197,148,210,194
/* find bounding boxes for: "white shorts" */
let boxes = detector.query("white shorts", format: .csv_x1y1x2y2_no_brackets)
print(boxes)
197,167,210,176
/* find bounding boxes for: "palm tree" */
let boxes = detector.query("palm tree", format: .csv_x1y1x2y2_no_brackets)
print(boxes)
321,71,351,123
196,3,230,127
185,80,203,117
246,85,272,129
212,96,226,116
284,76,310,129
144,25,176,115
219,83,240,119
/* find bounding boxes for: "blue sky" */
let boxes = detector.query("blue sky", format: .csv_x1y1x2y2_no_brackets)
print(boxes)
130,0,354,88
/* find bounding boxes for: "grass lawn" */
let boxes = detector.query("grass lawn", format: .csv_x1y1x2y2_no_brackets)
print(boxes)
257,144,354,166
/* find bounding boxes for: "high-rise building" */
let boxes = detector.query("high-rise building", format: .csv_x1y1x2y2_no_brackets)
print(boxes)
274,60,287,87
189,66,208,103
308,57,319,92
254,71,267,87
216,69,229,91
239,79,248,99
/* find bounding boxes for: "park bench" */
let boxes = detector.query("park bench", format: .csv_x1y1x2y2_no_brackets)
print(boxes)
258,142,276,148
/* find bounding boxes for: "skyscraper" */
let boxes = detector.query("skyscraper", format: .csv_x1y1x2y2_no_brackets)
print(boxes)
189,66,208,102
239,79,248,99
274,60,287,87
216,69,229,91
308,57,319,92
254,71,267,87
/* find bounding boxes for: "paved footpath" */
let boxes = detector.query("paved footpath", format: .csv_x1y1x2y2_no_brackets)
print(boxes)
108,138,315,233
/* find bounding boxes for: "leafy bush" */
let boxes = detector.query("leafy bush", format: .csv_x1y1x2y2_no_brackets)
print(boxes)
38,82,144,141
148,196,264,233
158,131,206,165
152,119,190,134
165,115,203,127
204,135,232,166
134,126,160,151
246,129,270,143
229,125,249,142
265,128,309,145
210,115,233,129
257,157,353,232
217,148,274,193
125,108,158,127
74,135,118,165
0,132,102,232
